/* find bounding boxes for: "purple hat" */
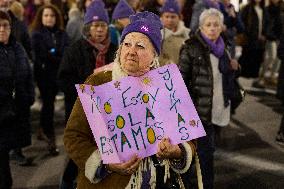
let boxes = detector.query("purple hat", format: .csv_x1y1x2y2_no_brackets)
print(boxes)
84,0,109,24
112,0,135,20
120,11,163,55
160,0,181,15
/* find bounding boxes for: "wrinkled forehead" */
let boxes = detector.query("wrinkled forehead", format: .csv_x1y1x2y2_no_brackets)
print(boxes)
123,32,153,46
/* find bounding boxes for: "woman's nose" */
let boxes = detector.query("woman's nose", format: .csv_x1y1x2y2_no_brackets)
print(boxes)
128,45,136,55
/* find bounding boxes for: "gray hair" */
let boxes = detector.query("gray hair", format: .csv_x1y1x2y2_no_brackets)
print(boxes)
199,8,224,28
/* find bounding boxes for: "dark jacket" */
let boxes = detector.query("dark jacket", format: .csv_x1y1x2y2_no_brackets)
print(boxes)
179,31,235,125
0,37,34,151
57,38,117,119
240,4,268,49
277,2,284,60
31,27,69,84
8,11,32,58
265,3,282,41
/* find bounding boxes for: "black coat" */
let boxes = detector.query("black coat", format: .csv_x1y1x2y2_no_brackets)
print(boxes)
32,27,69,86
0,37,34,151
265,3,282,41
240,4,268,49
179,31,235,125
9,11,32,58
57,38,117,119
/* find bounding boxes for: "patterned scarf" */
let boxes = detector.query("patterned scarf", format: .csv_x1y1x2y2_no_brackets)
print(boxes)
87,36,111,69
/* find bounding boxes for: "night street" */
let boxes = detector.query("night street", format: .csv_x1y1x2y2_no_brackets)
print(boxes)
10,78,284,189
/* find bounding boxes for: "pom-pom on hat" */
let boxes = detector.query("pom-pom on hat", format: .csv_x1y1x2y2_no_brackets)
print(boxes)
160,0,181,15
120,11,163,55
84,0,109,24
112,0,135,20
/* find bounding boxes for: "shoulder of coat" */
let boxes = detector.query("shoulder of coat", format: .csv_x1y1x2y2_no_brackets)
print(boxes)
84,71,112,86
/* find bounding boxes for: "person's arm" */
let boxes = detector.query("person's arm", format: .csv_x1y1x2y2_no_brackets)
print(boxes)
179,41,194,90
57,44,79,102
14,43,34,107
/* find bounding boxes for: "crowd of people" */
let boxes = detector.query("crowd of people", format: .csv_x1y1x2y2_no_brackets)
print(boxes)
0,0,284,189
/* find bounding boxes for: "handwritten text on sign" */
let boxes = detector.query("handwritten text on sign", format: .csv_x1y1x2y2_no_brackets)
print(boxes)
76,64,206,163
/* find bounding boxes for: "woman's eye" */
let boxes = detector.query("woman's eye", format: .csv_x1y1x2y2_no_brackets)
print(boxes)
124,42,131,47
137,44,145,49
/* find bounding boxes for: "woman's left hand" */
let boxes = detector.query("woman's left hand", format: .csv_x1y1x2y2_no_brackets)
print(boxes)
230,59,240,71
156,137,182,159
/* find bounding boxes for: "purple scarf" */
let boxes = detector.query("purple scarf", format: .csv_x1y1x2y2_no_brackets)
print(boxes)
201,32,225,58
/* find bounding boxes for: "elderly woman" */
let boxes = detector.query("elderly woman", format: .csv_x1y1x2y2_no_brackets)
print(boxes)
0,10,34,189
64,11,199,189
179,8,239,189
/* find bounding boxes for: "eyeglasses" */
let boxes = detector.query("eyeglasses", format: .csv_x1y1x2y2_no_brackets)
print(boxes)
90,23,108,29
0,23,10,30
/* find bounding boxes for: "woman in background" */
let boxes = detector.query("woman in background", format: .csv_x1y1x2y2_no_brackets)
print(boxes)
31,4,69,156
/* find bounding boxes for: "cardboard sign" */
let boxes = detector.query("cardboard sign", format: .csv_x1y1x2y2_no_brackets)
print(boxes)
76,64,206,163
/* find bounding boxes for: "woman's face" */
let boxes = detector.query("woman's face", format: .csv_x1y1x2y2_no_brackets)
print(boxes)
89,21,108,43
42,8,56,28
0,19,11,44
200,16,222,42
120,32,155,77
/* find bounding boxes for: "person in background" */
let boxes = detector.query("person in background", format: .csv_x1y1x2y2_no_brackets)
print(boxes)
179,8,239,189
159,0,190,66
0,10,34,189
109,0,135,47
257,0,282,87
77,0,93,14
180,0,196,28
58,1,117,188
63,11,199,189
0,0,31,58
190,0,221,32
31,4,69,156
238,0,267,79
126,0,141,12
275,2,284,145
219,0,244,58
66,6,83,44
22,0,44,26
0,0,32,164
142,0,165,16
9,0,24,21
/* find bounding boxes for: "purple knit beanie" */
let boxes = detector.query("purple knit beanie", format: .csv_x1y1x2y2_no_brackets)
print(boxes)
112,0,135,20
120,11,163,55
84,0,109,24
160,0,181,15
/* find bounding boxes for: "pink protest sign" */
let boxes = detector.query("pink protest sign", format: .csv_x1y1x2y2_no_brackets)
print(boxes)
76,64,206,163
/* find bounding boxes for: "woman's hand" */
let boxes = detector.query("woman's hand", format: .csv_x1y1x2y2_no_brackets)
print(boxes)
156,137,182,159
230,59,240,71
107,154,142,175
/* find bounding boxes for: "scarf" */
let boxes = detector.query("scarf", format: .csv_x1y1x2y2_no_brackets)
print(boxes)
201,32,225,58
87,36,111,69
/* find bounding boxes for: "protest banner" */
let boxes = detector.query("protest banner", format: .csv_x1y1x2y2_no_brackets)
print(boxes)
76,64,206,163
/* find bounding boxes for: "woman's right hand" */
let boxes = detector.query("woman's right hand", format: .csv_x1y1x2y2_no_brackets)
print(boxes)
107,154,142,175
